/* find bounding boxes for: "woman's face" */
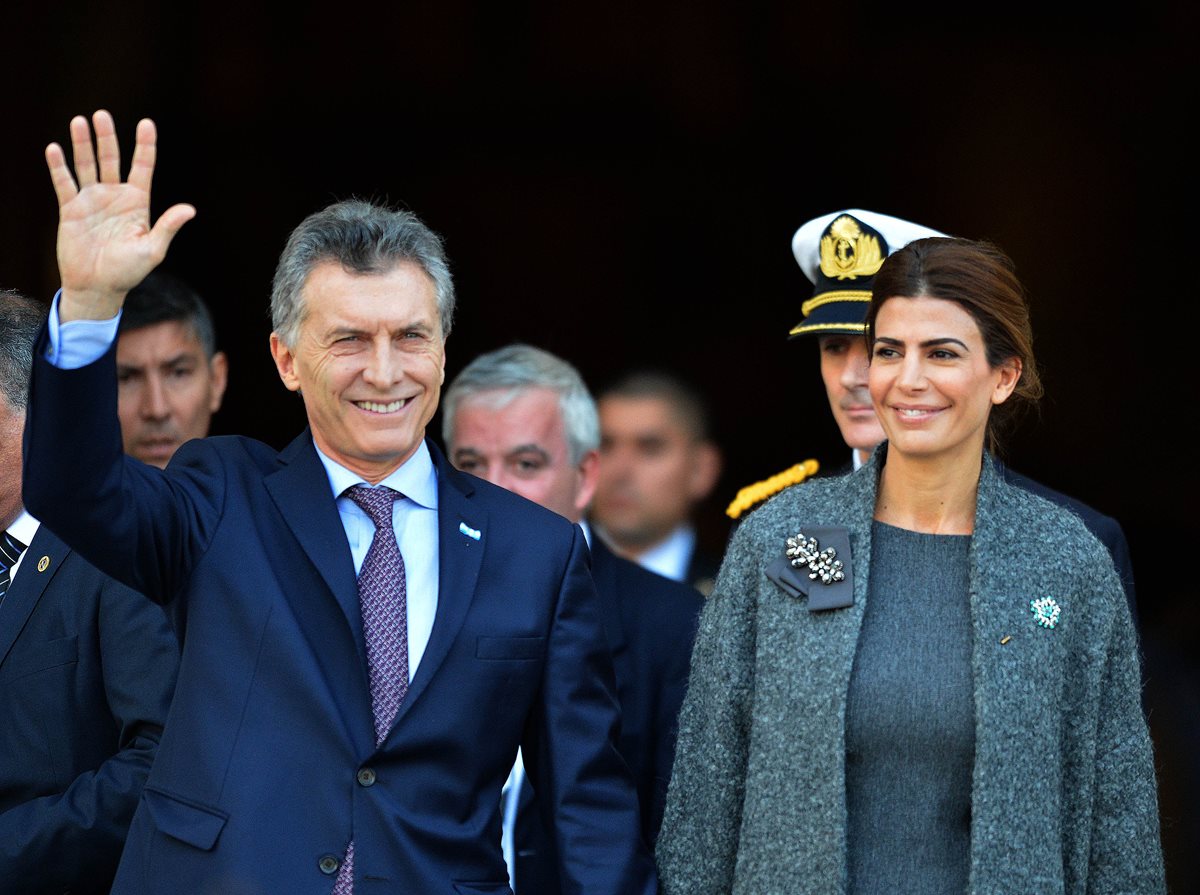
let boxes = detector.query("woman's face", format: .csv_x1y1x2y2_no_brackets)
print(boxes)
868,295,1020,463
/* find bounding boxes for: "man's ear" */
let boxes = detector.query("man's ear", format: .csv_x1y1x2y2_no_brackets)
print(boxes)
687,441,722,502
208,351,229,412
574,449,600,515
269,333,301,392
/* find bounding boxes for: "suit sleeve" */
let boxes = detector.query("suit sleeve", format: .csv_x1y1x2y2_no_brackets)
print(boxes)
23,326,221,602
655,523,757,895
1085,564,1165,893
0,575,178,891
646,587,702,847
522,527,658,895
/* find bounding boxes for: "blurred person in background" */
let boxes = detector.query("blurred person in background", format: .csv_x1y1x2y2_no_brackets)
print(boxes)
591,370,722,595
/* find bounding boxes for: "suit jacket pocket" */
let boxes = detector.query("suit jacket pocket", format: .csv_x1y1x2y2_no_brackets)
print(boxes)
0,634,77,681
453,883,514,895
476,635,546,660
143,786,230,851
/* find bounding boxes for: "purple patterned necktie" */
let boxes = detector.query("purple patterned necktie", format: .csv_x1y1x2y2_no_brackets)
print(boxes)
333,484,410,894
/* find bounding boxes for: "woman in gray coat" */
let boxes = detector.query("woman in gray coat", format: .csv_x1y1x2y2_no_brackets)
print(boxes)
656,237,1164,895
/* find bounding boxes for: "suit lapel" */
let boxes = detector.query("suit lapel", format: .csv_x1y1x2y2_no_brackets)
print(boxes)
389,444,485,730
0,527,65,669
587,538,629,667
264,431,365,662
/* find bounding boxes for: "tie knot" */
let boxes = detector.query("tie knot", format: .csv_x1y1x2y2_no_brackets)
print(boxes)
346,485,401,529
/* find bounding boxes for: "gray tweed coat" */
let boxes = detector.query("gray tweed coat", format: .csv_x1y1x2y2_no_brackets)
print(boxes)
657,451,1164,895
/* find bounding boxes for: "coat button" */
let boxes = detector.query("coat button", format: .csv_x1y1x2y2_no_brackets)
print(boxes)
318,854,340,875
357,767,377,787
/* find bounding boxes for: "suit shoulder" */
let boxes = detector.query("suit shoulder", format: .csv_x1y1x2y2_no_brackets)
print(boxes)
725,459,822,521
171,434,280,471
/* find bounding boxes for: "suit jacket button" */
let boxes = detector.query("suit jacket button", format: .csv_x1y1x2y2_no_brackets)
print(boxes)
318,855,340,875
357,767,377,787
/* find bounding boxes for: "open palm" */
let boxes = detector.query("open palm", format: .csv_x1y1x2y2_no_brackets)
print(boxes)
45,110,195,321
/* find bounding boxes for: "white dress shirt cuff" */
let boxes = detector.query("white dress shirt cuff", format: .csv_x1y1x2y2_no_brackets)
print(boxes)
45,290,122,369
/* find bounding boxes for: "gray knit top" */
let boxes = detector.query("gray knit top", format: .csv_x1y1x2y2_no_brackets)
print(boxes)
656,450,1165,895
846,522,973,894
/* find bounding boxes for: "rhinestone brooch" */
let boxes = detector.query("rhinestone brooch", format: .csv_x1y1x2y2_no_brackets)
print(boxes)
1030,596,1061,629
785,532,845,585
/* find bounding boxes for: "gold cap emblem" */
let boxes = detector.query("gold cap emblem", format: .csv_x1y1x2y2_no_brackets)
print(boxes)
819,215,885,281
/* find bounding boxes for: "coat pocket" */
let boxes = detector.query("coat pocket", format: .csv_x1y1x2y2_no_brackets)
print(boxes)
142,786,230,851
0,634,78,681
475,635,546,660
452,883,514,895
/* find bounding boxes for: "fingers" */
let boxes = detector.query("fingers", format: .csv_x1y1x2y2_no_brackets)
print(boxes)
93,109,121,183
127,118,157,193
148,202,197,261
69,114,98,188
44,143,79,207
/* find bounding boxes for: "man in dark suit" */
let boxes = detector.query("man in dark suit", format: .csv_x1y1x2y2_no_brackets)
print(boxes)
589,371,723,595
726,209,1137,616
116,270,227,469
24,110,656,894
442,344,703,893
0,291,178,893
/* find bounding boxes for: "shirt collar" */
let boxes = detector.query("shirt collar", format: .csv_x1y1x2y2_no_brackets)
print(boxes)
314,439,439,510
7,509,40,548
632,523,695,582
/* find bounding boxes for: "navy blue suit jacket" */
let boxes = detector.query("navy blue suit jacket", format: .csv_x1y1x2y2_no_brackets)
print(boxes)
0,524,178,894
513,539,701,894
22,338,656,895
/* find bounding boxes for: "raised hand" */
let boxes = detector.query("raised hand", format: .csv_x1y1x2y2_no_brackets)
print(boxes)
45,110,195,322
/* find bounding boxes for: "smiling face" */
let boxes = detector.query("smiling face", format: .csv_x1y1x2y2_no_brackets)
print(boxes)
269,261,446,483
868,295,1020,465
448,387,597,523
818,334,886,459
117,320,228,468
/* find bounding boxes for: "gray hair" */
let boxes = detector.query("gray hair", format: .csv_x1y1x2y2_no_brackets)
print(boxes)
442,344,600,466
0,291,48,411
271,199,455,346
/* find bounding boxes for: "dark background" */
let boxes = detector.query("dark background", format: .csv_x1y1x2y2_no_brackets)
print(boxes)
4,2,1196,888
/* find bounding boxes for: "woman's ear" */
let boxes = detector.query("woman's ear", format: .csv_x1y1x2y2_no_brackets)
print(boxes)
991,356,1022,405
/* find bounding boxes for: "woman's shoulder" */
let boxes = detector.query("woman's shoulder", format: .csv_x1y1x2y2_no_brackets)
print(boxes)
978,468,1124,610
982,471,1109,558
740,466,866,534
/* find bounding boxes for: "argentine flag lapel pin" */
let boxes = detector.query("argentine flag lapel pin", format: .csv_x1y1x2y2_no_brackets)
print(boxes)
459,521,482,541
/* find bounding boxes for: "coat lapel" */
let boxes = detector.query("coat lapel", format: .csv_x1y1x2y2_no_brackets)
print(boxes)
264,431,366,664
0,527,65,668
388,443,486,730
587,538,630,670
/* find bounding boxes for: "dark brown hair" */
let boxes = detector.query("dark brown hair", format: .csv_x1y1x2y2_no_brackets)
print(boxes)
864,237,1043,452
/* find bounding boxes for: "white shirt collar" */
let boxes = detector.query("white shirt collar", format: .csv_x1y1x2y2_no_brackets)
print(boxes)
632,524,695,582
7,509,40,547
313,439,438,509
